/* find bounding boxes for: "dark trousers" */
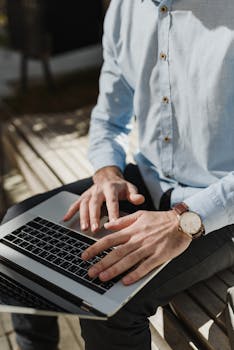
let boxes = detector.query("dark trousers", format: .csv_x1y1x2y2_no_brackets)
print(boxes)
2,164,234,350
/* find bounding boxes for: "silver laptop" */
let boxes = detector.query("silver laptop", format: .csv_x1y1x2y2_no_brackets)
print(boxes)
0,191,168,319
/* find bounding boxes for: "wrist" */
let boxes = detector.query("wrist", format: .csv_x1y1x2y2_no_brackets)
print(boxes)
172,202,205,239
93,166,123,184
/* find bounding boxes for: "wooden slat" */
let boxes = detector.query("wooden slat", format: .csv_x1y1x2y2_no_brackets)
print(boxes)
150,324,173,350
205,275,229,303
4,135,48,194
150,307,199,350
0,314,14,335
5,125,62,190
0,335,11,350
13,119,77,184
170,292,231,350
188,282,227,331
8,332,18,350
63,316,85,350
217,270,234,287
24,115,91,180
59,316,83,350
24,114,94,179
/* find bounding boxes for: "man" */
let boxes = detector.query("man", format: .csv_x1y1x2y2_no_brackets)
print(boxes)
3,1,234,349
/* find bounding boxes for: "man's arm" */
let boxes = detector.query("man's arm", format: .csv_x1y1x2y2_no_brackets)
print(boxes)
64,2,145,229
182,171,234,234
88,1,134,173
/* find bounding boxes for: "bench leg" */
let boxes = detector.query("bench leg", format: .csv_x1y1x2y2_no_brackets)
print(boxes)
41,55,55,91
20,53,28,92
0,121,7,220
226,287,234,350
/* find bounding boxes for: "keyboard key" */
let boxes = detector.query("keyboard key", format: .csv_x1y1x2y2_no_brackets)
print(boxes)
63,245,72,252
57,250,68,258
65,254,74,262
4,234,16,242
80,261,92,269
68,265,81,274
38,250,49,258
60,261,71,270
31,247,43,255
72,257,83,265
70,248,81,256
27,221,43,230
53,258,65,266
45,254,57,262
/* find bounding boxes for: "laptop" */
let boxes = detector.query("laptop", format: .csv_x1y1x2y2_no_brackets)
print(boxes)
0,191,169,319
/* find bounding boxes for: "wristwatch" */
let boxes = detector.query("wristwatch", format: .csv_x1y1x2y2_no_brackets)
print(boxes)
172,202,205,239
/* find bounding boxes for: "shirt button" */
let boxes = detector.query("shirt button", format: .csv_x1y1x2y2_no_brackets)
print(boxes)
160,52,167,61
164,136,171,142
162,96,169,104
160,5,168,13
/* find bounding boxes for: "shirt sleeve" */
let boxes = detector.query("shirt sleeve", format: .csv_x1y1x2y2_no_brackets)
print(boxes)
184,171,234,234
88,3,134,173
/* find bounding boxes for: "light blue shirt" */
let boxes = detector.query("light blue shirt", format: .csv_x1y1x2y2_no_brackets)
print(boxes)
88,0,234,235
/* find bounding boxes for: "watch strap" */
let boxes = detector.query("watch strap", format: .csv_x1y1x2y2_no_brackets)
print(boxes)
173,202,189,215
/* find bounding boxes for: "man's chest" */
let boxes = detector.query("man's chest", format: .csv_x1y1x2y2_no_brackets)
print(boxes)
116,0,234,90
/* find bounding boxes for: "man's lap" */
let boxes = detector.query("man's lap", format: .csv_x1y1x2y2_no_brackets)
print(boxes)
2,164,234,349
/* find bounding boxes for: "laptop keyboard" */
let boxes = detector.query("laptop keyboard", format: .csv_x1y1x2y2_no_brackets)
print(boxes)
1,217,118,294
0,271,65,312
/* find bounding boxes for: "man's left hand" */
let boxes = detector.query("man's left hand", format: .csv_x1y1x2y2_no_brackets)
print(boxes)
81,210,192,285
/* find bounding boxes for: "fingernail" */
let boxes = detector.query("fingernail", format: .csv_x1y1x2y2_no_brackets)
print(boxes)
89,268,98,278
92,223,98,232
100,271,109,280
63,215,68,221
123,276,132,285
82,252,89,260
81,223,88,231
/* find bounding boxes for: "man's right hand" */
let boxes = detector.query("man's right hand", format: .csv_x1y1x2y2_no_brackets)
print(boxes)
63,166,145,232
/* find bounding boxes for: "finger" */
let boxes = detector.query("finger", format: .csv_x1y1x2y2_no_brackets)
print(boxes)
122,255,162,285
82,230,130,260
104,187,119,221
104,211,140,230
63,199,82,221
126,183,145,205
94,246,149,281
88,240,139,278
79,199,90,231
89,193,104,232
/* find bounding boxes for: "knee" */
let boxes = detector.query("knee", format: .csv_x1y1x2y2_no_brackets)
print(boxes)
1,204,20,224
1,193,46,224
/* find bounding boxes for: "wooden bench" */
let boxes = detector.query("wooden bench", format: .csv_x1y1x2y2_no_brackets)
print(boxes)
2,108,234,350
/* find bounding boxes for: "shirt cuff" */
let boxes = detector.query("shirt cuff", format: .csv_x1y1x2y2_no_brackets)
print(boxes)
183,186,229,235
89,151,126,174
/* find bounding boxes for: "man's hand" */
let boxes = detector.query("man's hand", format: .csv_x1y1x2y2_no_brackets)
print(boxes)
63,166,145,232
81,210,192,285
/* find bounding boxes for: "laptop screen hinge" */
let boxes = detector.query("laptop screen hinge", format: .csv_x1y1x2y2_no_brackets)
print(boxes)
81,300,93,312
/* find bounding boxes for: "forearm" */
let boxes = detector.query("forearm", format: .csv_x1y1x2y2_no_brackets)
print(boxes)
88,113,131,173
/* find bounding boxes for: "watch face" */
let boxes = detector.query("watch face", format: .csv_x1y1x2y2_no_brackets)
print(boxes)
180,212,202,235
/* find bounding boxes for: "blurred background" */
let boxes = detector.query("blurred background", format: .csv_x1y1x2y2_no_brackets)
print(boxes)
0,0,111,224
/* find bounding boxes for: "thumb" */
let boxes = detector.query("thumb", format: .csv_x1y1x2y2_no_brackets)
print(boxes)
128,192,145,205
127,184,145,205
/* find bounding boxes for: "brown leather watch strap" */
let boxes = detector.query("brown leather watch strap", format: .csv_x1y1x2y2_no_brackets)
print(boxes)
173,202,189,215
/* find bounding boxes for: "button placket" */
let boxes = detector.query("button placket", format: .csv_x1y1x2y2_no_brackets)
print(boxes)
158,1,173,179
